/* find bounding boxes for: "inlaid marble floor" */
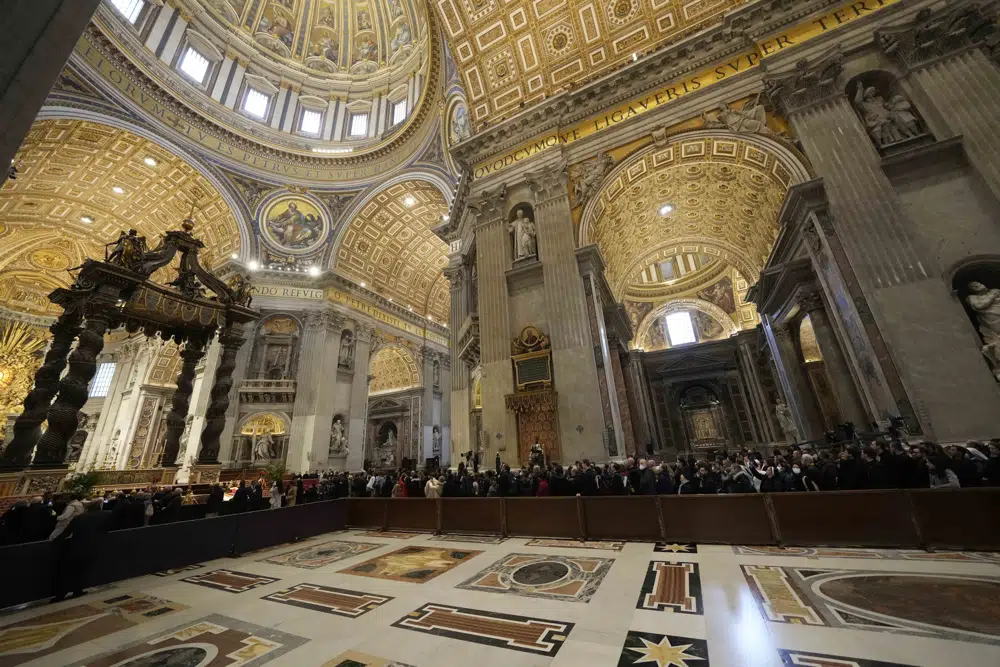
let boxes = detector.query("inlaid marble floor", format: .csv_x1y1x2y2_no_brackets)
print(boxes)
2,531,1000,667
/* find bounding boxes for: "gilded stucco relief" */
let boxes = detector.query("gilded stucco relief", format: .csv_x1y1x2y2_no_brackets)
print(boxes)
369,344,421,394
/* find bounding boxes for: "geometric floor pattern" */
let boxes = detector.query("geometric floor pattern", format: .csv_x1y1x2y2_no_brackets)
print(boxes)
8,534,1000,667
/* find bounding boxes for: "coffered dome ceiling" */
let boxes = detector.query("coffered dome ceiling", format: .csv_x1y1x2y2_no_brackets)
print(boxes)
0,119,241,317
581,134,800,300
432,0,744,126
334,179,450,321
90,0,438,170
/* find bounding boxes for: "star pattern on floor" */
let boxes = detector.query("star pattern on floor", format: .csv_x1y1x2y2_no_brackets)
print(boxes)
628,636,704,666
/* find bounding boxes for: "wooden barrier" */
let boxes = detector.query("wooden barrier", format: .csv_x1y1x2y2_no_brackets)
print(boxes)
342,489,1000,549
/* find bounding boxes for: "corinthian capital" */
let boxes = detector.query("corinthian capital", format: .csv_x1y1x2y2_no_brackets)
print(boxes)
526,163,570,204
763,48,844,116
796,289,825,314
468,184,505,227
876,4,997,71
771,324,794,343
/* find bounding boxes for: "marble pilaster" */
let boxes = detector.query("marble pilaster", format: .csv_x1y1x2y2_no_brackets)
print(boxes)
769,322,824,441
798,290,869,428
346,323,373,471
608,339,635,455
286,310,341,473
735,338,779,444
527,168,607,462
765,50,1000,440
625,350,657,452
471,192,517,467
445,262,471,461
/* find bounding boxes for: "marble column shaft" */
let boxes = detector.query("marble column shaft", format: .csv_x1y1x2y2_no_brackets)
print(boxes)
474,212,516,466
530,175,606,461
287,312,339,473
608,343,636,454
770,324,824,441
217,333,250,466
345,324,372,471
906,49,1000,197
446,264,470,456
801,294,869,428
82,350,131,470
625,350,657,451
783,83,1000,438
735,340,778,443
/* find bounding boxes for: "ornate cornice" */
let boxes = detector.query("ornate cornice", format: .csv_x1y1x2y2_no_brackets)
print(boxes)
450,0,854,170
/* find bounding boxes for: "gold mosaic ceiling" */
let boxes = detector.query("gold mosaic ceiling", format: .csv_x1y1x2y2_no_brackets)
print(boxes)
0,119,241,316
369,344,421,393
583,135,794,299
199,0,426,78
335,180,450,321
432,0,744,125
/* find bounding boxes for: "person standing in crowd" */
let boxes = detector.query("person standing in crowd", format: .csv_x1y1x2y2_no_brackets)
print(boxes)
269,481,282,509
424,476,443,498
51,500,107,603
49,494,84,540
206,484,224,517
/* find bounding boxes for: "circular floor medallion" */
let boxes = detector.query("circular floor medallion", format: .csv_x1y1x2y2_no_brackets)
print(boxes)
511,561,570,586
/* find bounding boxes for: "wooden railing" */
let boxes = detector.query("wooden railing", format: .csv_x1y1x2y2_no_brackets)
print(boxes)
343,488,1000,551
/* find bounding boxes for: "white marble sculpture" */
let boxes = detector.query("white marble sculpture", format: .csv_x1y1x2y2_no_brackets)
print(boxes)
339,331,354,369
431,426,442,459
775,401,800,442
253,432,274,461
967,281,1000,381
508,210,537,260
329,417,347,456
571,152,614,207
853,82,920,147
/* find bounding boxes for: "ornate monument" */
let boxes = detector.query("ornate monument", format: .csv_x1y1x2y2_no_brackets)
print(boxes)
508,209,537,261
966,281,1000,381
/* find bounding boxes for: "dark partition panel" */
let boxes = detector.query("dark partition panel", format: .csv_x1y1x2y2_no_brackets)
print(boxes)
660,494,773,544
232,501,348,555
584,496,661,540
0,540,57,608
441,498,502,534
910,488,1000,550
771,490,920,547
505,497,580,538
386,498,437,532
345,498,388,527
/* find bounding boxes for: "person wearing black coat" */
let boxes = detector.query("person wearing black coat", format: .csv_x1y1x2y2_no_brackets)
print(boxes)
637,462,657,495
51,502,107,602
206,484,224,517
758,467,784,493
25,498,55,542
160,489,183,523
231,481,249,513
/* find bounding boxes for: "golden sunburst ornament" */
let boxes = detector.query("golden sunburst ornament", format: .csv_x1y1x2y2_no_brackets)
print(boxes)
0,321,46,429
628,636,704,666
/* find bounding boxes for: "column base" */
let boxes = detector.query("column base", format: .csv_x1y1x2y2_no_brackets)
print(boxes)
188,463,223,484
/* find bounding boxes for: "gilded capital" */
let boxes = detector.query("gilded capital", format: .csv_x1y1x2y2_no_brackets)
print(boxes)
526,164,570,204
763,48,844,116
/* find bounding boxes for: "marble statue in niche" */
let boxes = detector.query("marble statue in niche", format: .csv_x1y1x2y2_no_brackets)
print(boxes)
852,81,922,148
432,425,442,459
966,281,1000,381
432,359,440,389
775,401,800,442
339,329,354,369
508,208,537,261
330,416,348,456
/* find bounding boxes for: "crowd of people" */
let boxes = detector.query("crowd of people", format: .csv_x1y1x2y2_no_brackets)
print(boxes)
2,438,998,549
327,438,1000,498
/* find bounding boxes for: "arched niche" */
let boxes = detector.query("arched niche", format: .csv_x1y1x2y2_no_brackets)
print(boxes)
235,411,290,464
951,258,1000,382
249,314,302,380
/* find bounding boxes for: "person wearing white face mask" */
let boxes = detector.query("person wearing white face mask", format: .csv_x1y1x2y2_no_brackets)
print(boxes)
638,459,657,495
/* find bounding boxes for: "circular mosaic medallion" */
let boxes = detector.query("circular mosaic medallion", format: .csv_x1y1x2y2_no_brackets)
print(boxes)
258,193,329,254
511,561,570,586
546,25,574,57
613,0,631,18
552,33,568,50
606,0,638,26
28,249,70,271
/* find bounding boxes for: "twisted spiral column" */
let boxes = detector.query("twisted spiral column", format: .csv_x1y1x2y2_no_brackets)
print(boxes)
197,327,245,464
2,310,82,467
161,336,208,467
33,309,112,466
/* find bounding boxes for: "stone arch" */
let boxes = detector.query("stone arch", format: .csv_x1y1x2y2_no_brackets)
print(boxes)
578,130,811,300
239,411,291,435
635,297,737,351
368,343,421,394
331,170,453,320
